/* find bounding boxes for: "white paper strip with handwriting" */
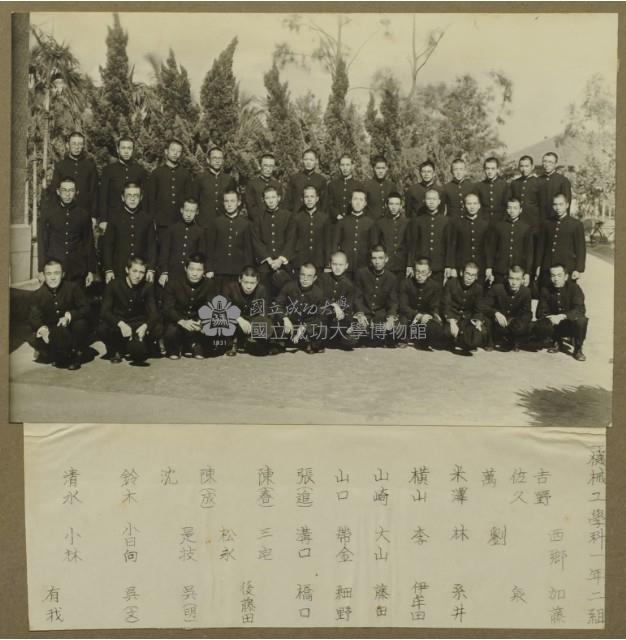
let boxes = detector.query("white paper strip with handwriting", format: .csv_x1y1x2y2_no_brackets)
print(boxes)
24,424,605,629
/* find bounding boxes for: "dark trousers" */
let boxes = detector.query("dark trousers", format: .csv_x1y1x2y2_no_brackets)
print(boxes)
276,315,326,349
355,309,398,345
486,316,532,345
324,312,356,347
100,320,163,362
213,274,238,297
444,317,488,350
401,316,444,346
258,264,293,299
164,323,212,355
226,315,273,348
32,319,90,363
534,316,588,348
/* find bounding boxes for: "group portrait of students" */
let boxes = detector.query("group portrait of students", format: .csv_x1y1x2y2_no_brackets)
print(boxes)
31,130,589,371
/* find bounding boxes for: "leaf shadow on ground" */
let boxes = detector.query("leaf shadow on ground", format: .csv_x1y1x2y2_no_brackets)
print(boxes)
516,385,611,427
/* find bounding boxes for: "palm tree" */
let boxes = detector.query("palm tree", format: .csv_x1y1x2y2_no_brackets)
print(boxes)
29,27,85,191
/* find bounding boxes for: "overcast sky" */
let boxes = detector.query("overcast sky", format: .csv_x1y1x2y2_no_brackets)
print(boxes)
31,11,617,152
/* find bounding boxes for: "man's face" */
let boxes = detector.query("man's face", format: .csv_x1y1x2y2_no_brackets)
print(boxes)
414,263,431,284
507,201,521,220
260,157,275,179
339,158,353,177
373,162,388,180
451,162,466,181
425,191,440,213
126,262,147,286
223,193,240,215
43,263,63,289
263,189,279,211
519,158,533,177
208,149,224,171
371,251,388,272
185,261,205,284
330,254,348,277
118,140,134,162
351,192,366,213
299,266,317,288
464,195,481,216
550,267,568,288
553,195,568,217
484,161,499,180
419,165,434,183
239,274,259,295
303,188,319,210
68,135,84,157
387,197,402,217
181,202,198,223
462,266,479,287
122,187,142,209
508,271,524,292
542,154,557,174
57,181,76,205
166,142,183,164
302,152,316,172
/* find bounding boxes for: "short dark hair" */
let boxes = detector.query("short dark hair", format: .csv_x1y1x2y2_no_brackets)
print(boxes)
126,255,147,269
519,154,534,165
506,197,522,206
299,262,317,274
67,131,85,142
543,151,559,162
463,261,480,272
424,188,441,198
123,181,142,193
57,176,77,187
43,257,63,270
419,160,435,172
370,243,387,256
450,158,465,169
240,265,260,280
464,191,481,202
553,192,570,204
371,154,388,166
302,148,318,159
415,256,432,268
509,265,525,275
186,252,206,268
483,156,500,168
223,187,240,199
387,191,403,201
550,262,568,275
260,153,276,163
302,184,318,196
182,197,199,208
262,185,279,197
167,138,184,149
339,153,353,163
117,136,135,148
351,188,367,198
208,145,224,157
330,250,348,262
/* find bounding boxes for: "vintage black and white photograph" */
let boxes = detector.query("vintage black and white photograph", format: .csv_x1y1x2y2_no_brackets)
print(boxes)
9,10,616,426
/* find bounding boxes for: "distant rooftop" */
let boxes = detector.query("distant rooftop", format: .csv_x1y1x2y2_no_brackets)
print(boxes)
506,134,588,168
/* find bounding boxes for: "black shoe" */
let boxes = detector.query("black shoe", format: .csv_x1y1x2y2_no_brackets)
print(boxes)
129,360,150,367
192,344,205,360
267,345,281,356
226,346,237,357
67,361,81,371
484,343,494,352
110,352,123,364
547,340,560,354
573,349,586,362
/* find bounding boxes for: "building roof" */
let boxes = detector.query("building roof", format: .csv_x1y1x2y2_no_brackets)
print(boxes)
506,135,588,169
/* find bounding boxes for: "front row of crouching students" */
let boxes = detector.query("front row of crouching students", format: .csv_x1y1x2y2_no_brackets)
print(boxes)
30,247,588,369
